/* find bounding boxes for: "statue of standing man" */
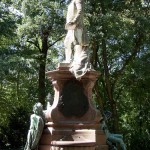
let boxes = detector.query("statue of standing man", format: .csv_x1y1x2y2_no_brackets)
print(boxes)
64,0,91,79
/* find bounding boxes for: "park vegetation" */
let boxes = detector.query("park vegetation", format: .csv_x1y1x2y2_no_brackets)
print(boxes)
0,0,150,149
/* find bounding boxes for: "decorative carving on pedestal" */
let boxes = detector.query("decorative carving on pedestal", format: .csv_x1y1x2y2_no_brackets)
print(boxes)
45,65,102,124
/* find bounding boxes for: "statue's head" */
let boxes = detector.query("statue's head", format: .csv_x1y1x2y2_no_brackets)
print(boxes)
66,0,72,4
60,0,72,5
46,93,52,102
33,102,43,115
103,111,112,121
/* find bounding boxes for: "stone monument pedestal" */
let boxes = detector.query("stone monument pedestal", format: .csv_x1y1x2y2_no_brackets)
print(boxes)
39,63,108,150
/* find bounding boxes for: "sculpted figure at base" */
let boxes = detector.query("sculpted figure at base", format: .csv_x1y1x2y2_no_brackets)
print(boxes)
24,103,45,150
64,0,92,79
100,111,126,150
46,93,53,109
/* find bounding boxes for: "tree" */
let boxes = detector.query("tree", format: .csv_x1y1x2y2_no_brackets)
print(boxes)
85,0,150,133
0,0,150,149
15,0,65,105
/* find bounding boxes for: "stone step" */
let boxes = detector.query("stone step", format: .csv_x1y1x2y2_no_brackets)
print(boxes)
39,145,108,150
40,129,106,145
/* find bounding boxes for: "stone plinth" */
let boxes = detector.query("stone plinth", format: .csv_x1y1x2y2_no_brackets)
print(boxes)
39,63,108,150
39,127,108,150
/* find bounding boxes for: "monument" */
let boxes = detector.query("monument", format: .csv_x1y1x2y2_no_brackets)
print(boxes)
26,0,108,149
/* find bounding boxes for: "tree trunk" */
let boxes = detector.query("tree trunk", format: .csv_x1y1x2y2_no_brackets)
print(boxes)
38,34,48,105
16,72,20,101
101,35,119,132
100,1,119,132
91,40,104,112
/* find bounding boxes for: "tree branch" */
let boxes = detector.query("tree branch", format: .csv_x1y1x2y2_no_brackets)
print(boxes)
27,40,41,52
48,35,65,48
112,32,143,87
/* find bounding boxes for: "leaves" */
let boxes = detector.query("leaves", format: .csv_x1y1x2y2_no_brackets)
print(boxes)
0,0,150,149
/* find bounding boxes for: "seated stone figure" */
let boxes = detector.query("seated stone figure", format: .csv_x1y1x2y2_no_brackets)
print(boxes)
24,103,45,150
100,111,126,150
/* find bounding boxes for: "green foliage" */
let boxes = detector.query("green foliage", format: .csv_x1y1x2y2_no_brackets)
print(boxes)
14,0,66,104
0,0,150,149
17,0,65,44
0,2,16,38
0,106,30,148
118,51,150,149
85,0,150,149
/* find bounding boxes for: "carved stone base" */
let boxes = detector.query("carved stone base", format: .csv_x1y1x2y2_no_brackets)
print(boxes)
39,123,108,150
45,64,102,123
39,145,108,150
39,63,108,150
